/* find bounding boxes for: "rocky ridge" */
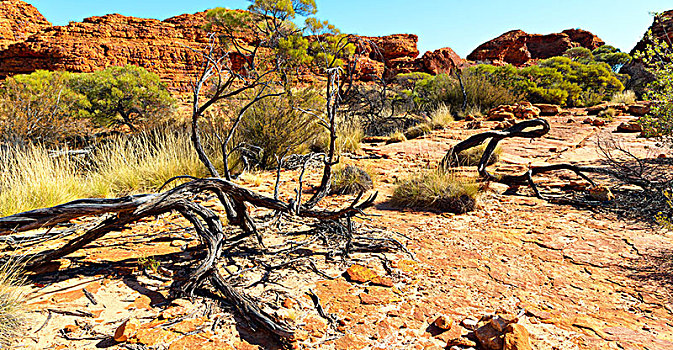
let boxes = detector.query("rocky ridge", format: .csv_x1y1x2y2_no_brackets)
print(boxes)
467,29,605,66
0,0,50,48
0,1,465,92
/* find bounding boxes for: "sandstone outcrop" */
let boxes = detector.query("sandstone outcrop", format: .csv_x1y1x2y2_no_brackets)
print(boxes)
0,2,460,91
0,0,50,48
421,47,465,75
467,28,604,66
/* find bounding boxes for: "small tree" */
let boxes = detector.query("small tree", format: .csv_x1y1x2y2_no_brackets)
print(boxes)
0,70,87,145
70,65,175,131
635,13,673,144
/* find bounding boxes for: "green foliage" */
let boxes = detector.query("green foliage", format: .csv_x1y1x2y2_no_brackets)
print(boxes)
634,21,673,144
70,65,175,131
330,165,374,195
234,88,326,169
0,70,90,145
563,47,594,63
474,55,625,107
138,255,161,273
592,45,632,72
390,170,480,214
403,70,520,113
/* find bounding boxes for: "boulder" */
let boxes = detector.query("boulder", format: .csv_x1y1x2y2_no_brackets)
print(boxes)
534,103,561,116
586,104,608,115
628,104,651,116
0,0,51,49
421,47,465,75
503,324,533,350
616,121,642,133
587,185,614,201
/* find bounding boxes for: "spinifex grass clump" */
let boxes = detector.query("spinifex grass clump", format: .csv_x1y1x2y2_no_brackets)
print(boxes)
330,165,374,195
0,260,26,346
0,144,89,216
455,143,502,167
390,170,481,213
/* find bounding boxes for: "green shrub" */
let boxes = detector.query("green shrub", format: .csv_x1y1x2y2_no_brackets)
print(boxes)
473,55,625,107
0,70,89,145
70,65,176,131
635,20,673,144
405,70,520,113
330,165,374,195
235,88,326,169
455,143,502,166
390,170,480,213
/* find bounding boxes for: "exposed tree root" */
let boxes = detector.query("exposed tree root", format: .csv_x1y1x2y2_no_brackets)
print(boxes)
439,118,626,199
0,177,386,340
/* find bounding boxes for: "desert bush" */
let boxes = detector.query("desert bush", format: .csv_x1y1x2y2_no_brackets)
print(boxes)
455,144,502,166
474,55,625,107
634,19,673,144
70,65,176,131
335,120,364,153
598,107,617,121
234,88,326,169
406,70,520,113
611,90,637,105
404,123,432,140
390,170,481,213
592,45,632,72
0,260,26,346
329,165,374,195
0,70,89,146
0,128,212,215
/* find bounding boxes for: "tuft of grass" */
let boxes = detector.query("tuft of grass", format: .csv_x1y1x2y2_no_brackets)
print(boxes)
429,104,454,129
386,131,407,144
330,165,374,195
88,131,208,196
0,260,27,346
597,107,617,121
0,144,89,216
0,129,211,216
611,90,637,105
390,170,481,213
337,123,364,153
455,144,502,167
404,123,432,140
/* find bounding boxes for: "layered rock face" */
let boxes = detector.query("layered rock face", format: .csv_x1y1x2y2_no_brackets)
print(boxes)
467,29,604,66
0,2,464,91
0,0,50,48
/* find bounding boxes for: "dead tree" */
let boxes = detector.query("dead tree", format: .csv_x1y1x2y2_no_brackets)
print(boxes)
440,118,611,198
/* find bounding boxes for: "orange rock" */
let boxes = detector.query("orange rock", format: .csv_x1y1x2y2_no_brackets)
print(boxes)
503,324,532,350
170,317,205,334
161,305,188,319
132,327,180,346
127,295,153,310
359,286,398,305
114,318,140,343
63,324,79,333
282,297,297,309
345,264,378,284
433,315,453,330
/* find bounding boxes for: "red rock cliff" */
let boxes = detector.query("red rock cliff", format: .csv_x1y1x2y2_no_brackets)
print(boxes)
0,0,50,48
0,2,464,91
467,28,604,66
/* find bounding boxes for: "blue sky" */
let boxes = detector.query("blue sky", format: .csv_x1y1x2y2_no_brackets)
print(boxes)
29,1,672,56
